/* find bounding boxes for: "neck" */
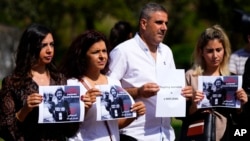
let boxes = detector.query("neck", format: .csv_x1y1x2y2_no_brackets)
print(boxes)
85,71,101,81
31,65,47,74
83,71,107,86
31,65,50,85
140,33,158,52
203,67,220,76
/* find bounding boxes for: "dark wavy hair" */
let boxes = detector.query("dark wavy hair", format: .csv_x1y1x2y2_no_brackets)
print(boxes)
60,30,110,80
55,87,65,97
11,23,61,87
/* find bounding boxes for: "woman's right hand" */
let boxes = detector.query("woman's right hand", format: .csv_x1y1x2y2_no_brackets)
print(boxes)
16,93,43,122
193,90,204,104
25,93,43,111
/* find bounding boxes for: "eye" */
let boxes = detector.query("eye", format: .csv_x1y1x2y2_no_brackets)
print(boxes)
215,48,223,52
102,49,107,53
40,43,48,48
206,49,214,53
155,20,164,25
92,50,100,54
50,42,55,48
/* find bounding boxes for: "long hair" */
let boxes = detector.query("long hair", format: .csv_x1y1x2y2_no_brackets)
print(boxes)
60,30,110,80
192,24,231,76
11,23,61,87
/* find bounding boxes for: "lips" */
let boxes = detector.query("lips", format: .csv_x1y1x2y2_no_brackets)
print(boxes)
44,56,53,60
98,62,106,65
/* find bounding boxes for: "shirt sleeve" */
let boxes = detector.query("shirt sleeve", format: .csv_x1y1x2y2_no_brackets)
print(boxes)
108,47,127,80
0,78,24,141
229,54,237,74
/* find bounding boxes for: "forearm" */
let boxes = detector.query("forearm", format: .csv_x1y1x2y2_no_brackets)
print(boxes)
118,118,136,129
189,102,198,115
16,106,32,122
125,87,141,99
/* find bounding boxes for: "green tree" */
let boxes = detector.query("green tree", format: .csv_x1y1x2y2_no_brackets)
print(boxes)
1,0,250,68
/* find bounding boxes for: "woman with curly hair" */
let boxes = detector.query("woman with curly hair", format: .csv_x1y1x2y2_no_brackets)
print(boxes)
60,30,145,141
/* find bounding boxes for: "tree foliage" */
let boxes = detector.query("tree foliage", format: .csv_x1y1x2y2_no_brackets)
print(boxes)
1,0,250,69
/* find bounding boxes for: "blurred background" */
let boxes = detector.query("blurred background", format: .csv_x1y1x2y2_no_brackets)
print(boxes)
1,0,250,80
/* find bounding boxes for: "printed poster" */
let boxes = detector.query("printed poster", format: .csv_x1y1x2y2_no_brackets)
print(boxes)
38,85,84,123
96,85,136,121
197,76,242,108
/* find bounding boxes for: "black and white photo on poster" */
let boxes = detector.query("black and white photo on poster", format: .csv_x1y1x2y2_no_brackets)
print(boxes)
197,76,242,108
96,85,136,121
38,85,84,123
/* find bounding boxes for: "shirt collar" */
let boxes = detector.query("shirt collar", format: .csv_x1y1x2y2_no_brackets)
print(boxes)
134,32,162,53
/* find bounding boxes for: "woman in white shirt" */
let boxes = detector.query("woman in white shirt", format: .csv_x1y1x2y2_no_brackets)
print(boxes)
59,30,145,141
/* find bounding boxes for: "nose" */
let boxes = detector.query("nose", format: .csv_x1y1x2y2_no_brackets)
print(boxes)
212,50,218,58
99,51,107,58
161,23,167,31
46,45,53,53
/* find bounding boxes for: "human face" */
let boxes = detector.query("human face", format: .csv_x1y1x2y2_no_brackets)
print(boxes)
56,90,63,100
202,39,224,69
86,40,108,71
38,33,54,65
141,11,168,47
110,88,117,97
215,80,222,87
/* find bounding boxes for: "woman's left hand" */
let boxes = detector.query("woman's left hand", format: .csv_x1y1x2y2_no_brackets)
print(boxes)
131,101,146,116
236,88,248,104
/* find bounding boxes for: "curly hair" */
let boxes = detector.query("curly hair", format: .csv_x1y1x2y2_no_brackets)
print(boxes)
59,30,110,80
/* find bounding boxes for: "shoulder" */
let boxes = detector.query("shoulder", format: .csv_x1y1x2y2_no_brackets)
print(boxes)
159,43,172,51
107,76,121,86
112,38,137,52
232,48,246,55
1,74,15,87
185,69,198,81
185,69,194,76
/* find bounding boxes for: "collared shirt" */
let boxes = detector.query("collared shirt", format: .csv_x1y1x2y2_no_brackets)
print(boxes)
229,48,250,75
108,33,176,141
67,77,120,141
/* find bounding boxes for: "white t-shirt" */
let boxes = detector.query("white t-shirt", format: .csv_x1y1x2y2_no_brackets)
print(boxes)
67,76,121,141
108,33,176,141
229,48,250,75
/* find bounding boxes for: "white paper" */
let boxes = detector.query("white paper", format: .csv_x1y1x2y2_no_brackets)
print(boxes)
155,69,186,117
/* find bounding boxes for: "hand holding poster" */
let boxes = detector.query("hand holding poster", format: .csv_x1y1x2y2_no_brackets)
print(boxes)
38,85,84,123
197,76,242,108
96,85,136,121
